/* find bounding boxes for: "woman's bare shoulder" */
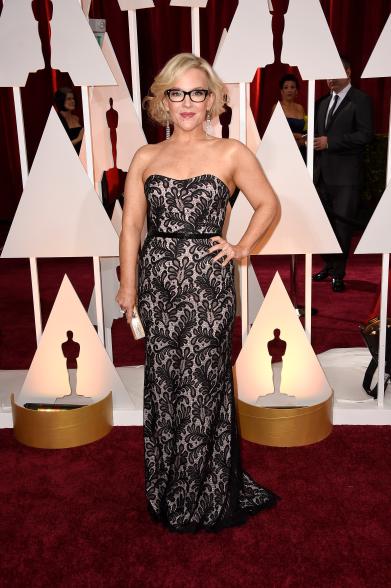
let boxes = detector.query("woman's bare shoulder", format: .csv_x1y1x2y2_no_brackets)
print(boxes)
215,137,251,159
213,137,246,154
131,143,162,169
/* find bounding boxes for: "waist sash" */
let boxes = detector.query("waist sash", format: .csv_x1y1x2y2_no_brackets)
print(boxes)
148,231,220,239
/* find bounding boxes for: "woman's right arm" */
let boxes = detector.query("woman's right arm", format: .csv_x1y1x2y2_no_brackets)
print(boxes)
115,149,148,323
72,128,84,145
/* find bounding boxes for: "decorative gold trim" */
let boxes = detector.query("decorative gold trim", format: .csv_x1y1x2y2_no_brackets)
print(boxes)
237,395,333,447
11,392,113,449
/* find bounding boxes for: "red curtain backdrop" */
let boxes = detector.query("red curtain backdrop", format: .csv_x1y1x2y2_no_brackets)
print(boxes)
0,0,389,223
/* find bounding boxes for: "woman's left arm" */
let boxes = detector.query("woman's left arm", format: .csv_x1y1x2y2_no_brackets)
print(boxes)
209,141,279,266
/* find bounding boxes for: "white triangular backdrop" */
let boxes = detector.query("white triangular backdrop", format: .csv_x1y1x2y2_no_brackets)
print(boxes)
227,104,341,255
0,0,44,86
355,181,391,254
361,13,391,78
1,109,118,258
81,33,147,184
282,0,345,79
117,0,155,8
248,261,264,325
170,1,208,6
213,0,274,83
235,272,331,404
17,276,131,406
81,0,92,15
89,203,123,328
50,0,116,86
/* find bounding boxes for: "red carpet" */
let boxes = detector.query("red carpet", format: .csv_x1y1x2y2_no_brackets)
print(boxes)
0,240,388,586
1,425,390,587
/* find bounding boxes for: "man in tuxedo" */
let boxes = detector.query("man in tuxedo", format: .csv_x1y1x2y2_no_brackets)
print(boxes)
313,58,373,292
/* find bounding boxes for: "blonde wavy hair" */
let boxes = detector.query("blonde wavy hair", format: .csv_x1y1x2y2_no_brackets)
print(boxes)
143,53,227,126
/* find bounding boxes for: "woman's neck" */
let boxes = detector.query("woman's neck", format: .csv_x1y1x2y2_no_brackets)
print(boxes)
170,125,208,144
281,98,295,107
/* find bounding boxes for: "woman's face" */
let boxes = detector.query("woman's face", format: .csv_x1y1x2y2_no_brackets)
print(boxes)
281,81,298,101
64,92,76,112
163,67,214,133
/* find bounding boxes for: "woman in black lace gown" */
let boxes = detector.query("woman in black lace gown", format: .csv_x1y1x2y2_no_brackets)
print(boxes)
116,54,279,532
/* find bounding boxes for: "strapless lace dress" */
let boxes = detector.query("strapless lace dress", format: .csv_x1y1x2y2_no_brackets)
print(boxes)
138,174,278,532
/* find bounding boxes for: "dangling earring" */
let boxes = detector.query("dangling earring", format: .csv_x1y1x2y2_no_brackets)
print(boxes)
206,110,212,136
165,113,171,140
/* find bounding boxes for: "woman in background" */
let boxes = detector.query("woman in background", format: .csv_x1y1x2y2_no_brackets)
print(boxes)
274,73,306,159
54,87,84,154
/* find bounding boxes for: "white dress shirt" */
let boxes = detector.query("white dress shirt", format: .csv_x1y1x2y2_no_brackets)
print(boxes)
325,83,352,121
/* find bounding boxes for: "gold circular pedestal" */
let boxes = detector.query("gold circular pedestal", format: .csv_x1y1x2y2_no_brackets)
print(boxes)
11,392,113,449
237,394,333,447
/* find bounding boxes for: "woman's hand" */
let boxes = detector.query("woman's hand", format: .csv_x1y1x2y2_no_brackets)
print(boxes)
115,286,136,324
293,132,306,146
209,236,249,266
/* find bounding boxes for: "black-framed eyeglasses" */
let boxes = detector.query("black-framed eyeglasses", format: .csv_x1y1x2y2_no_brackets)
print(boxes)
164,88,210,103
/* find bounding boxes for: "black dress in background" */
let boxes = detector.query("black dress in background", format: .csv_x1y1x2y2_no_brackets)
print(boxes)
137,174,278,532
286,116,306,161
59,114,82,154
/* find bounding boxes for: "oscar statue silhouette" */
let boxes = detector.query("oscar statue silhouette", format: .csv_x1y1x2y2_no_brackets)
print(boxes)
256,328,296,406
219,94,232,139
55,331,91,405
268,0,290,65
101,97,127,217
31,0,53,72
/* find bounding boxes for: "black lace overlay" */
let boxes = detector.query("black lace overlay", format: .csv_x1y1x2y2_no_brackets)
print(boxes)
138,174,278,532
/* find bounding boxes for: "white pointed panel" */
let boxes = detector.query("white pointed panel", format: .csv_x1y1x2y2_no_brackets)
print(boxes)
117,0,155,8
86,34,147,183
355,181,391,253
248,260,264,325
214,83,261,153
282,0,345,80
235,273,331,404
50,0,115,86
89,203,123,328
111,201,123,236
170,1,208,6
226,191,252,245
1,109,118,258
362,14,391,78
233,259,264,320
81,0,92,15
89,258,123,328
17,276,130,406
213,0,273,83
0,0,44,86
215,27,227,61
227,104,341,254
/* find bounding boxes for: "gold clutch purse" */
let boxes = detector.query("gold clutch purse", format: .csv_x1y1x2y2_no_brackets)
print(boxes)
130,306,145,340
